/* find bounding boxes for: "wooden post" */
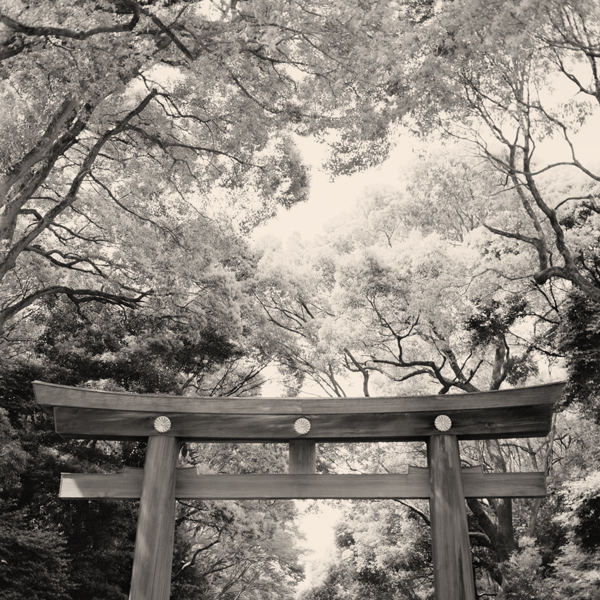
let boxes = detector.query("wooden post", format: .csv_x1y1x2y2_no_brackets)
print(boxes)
428,435,476,600
289,440,316,474
129,435,179,600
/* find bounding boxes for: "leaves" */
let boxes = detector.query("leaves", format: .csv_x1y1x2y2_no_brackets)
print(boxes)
0,512,73,600
299,500,433,600
559,291,600,420
0,0,412,337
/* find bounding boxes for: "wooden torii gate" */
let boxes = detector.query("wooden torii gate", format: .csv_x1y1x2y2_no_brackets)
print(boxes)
33,381,563,600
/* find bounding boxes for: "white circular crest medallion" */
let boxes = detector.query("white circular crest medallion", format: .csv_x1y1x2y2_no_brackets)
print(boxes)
434,415,452,432
294,418,311,435
154,416,172,433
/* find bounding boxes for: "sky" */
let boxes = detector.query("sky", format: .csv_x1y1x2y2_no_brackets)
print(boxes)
295,501,340,594
254,135,418,241
255,115,600,244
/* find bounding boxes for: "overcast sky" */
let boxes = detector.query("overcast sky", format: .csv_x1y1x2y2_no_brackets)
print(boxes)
254,135,419,241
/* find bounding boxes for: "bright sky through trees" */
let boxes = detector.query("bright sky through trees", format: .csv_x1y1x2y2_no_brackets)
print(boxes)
256,136,420,240
258,102,600,242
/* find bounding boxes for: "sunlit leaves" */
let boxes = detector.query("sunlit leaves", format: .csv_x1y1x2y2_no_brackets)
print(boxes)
0,0,413,339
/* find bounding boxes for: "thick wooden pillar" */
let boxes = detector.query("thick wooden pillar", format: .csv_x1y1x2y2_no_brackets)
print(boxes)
428,435,476,600
289,440,316,474
129,435,179,600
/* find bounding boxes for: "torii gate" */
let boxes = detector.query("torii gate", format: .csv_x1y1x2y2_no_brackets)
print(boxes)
33,381,563,600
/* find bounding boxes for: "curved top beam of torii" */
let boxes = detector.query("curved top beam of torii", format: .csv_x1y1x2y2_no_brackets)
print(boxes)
34,381,564,443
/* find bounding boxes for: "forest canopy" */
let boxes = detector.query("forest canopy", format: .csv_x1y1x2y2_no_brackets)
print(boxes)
2,0,600,599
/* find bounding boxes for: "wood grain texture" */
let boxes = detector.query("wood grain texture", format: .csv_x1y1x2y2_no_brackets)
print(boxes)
177,472,433,499
408,464,484,474
34,380,564,414
289,440,316,474
129,436,178,600
60,470,546,499
52,403,554,441
463,472,546,497
428,435,476,600
61,470,144,498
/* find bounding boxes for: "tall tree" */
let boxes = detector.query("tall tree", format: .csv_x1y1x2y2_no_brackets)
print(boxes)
252,183,565,592
0,293,301,600
0,0,409,337
394,0,600,304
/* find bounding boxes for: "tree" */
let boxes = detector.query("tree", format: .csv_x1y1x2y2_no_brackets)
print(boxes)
558,290,600,421
299,501,433,600
253,181,547,399
30,297,266,397
252,183,569,592
393,0,600,304
172,494,303,600
0,512,73,600
0,288,302,599
0,0,409,338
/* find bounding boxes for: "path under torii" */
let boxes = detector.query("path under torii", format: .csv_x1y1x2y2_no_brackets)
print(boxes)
34,381,563,600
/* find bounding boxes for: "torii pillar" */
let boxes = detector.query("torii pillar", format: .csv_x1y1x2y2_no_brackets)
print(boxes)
130,435,178,600
34,381,563,600
429,434,475,597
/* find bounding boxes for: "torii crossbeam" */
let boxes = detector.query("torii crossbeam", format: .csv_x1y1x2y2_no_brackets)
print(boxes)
34,381,563,600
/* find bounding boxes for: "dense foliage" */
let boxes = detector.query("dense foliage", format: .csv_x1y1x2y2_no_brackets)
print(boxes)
2,0,600,599
0,0,412,342
0,295,303,600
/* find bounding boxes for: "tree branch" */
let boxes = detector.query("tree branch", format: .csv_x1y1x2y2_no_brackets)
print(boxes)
0,4,140,41
0,90,157,282
171,538,221,581
0,286,149,331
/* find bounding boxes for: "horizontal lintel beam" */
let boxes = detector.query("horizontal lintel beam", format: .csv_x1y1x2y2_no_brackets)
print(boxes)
60,469,546,500
34,381,564,415
52,404,553,442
